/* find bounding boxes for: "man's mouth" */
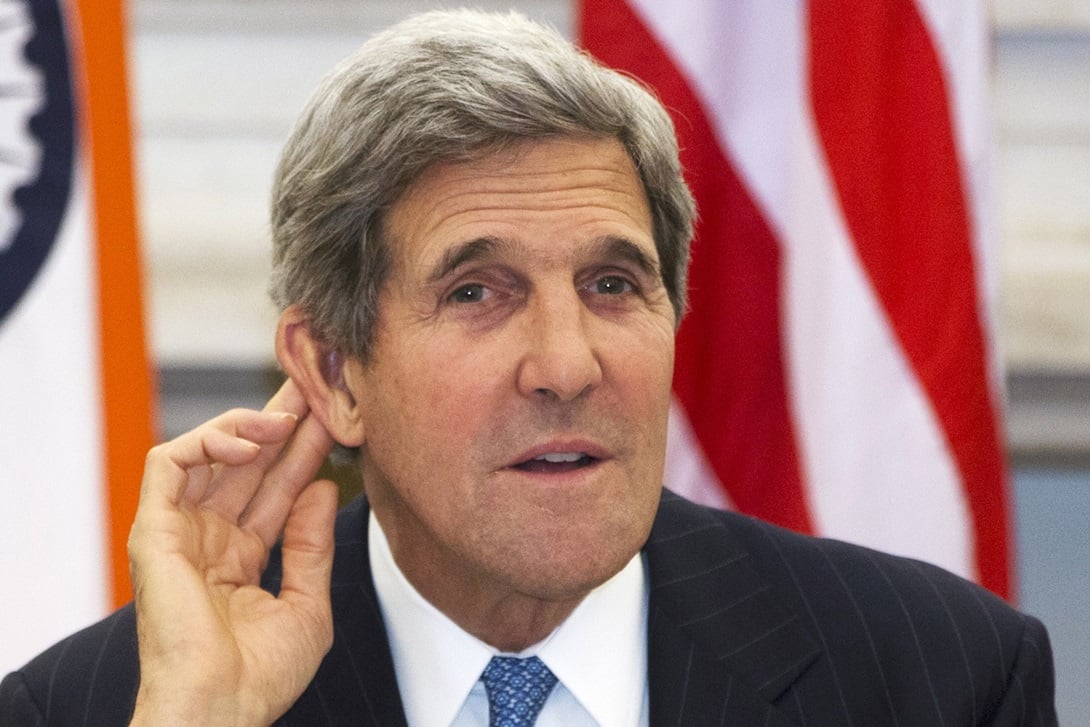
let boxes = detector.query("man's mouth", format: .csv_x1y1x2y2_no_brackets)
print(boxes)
512,452,599,474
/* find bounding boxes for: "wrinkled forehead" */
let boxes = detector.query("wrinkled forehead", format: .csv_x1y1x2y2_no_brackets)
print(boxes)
381,136,653,262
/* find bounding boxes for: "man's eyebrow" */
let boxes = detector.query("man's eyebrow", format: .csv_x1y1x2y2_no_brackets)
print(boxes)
596,235,662,281
426,236,506,285
424,234,662,283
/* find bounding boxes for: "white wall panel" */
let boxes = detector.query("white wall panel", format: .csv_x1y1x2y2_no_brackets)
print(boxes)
150,260,277,365
994,29,1090,372
999,144,1090,243
1002,236,1090,369
134,33,380,132
995,34,1090,136
138,136,278,261
138,136,281,363
994,0,1090,30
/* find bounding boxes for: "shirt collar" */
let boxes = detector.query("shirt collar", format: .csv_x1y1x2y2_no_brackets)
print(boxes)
536,548,648,727
369,511,648,727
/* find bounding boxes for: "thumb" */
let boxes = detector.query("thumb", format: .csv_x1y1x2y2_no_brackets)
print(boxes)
278,479,338,628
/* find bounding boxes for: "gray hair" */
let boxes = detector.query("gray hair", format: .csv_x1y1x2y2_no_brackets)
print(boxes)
269,8,695,359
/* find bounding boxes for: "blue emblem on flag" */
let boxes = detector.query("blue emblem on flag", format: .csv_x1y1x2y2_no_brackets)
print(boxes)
0,0,75,326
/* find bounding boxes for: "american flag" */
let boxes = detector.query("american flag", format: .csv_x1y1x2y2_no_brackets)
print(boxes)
580,0,1012,599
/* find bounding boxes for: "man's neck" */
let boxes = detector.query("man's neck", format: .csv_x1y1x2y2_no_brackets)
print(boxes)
382,525,587,651
368,508,651,726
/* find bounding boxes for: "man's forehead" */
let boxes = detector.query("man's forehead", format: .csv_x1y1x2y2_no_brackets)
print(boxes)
382,136,656,274
390,136,642,207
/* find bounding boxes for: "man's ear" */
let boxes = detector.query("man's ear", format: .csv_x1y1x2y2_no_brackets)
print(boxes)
275,305,367,447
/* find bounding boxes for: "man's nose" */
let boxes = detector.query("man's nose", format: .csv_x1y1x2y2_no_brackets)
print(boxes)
515,291,603,402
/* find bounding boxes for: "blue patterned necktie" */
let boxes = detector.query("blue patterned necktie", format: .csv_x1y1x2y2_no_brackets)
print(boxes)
480,655,558,726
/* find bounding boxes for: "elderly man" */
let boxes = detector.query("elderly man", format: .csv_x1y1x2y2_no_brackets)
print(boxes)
1,9,1056,727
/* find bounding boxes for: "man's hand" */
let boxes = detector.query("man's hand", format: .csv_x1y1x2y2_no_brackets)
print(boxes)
127,380,339,726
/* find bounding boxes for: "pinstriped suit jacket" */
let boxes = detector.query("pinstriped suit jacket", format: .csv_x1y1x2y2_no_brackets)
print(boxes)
1,489,1057,726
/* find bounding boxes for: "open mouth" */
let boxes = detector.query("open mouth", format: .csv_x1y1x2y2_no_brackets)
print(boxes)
512,452,599,474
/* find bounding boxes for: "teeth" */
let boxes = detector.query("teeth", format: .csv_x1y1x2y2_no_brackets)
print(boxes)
533,452,585,463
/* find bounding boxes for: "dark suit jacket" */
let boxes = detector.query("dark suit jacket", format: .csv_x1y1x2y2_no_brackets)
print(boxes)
1,490,1057,726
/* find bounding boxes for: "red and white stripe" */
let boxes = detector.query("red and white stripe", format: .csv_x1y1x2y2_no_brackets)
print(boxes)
0,0,153,672
581,0,1011,598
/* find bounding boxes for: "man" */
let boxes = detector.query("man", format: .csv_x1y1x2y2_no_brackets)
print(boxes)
1,9,1056,726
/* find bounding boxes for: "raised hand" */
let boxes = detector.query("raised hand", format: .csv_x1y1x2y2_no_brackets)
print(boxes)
127,380,339,727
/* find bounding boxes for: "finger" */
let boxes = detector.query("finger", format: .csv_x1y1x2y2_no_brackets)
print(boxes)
199,382,311,518
276,478,338,643
180,412,298,510
180,412,303,510
263,377,308,418
239,412,336,549
138,409,298,516
141,426,259,510
197,379,309,517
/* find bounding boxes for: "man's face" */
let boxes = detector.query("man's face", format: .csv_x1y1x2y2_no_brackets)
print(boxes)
347,136,675,620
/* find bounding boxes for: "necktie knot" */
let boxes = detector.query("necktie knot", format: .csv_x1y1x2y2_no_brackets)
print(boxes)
480,655,558,726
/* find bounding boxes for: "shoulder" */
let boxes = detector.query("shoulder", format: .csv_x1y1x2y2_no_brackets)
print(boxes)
650,490,1057,723
0,605,139,726
654,488,1026,632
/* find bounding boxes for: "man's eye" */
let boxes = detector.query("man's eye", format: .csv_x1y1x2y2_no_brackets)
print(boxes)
593,275,634,295
448,283,489,303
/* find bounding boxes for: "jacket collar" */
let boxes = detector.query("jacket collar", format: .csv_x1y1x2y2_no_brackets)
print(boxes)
644,490,820,725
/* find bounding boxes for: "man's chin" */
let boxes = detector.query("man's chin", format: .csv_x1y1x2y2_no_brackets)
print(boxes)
494,532,645,601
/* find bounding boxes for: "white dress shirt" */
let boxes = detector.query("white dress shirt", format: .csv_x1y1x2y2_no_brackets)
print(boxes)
369,512,650,726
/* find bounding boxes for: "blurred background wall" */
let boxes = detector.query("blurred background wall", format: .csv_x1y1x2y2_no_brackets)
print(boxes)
130,1,1089,721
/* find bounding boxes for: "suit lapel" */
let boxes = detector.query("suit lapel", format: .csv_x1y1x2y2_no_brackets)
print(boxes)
278,498,409,727
644,490,820,726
